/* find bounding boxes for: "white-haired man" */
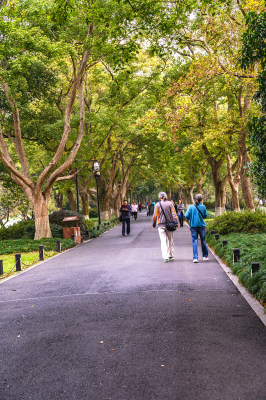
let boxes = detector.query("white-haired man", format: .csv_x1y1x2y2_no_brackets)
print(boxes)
152,192,179,262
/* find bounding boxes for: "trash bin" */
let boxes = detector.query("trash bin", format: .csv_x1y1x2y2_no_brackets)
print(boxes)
62,216,81,244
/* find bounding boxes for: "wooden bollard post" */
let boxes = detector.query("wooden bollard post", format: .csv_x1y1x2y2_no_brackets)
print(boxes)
214,234,220,240
56,240,61,253
222,240,228,247
233,248,240,263
251,262,260,276
15,254,22,271
0,260,3,275
39,245,44,261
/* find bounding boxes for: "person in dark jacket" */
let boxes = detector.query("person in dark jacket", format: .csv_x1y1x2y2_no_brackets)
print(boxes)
185,194,208,263
119,200,131,236
176,199,185,227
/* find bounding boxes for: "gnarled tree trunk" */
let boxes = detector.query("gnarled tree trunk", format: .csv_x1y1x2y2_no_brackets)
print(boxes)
32,193,52,239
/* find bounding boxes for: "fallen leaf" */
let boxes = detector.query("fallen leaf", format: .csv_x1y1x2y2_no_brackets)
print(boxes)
188,300,191,302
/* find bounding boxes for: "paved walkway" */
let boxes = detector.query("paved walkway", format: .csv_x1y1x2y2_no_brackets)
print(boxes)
0,213,265,400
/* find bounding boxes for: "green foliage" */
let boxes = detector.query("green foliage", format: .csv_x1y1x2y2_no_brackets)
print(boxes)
206,210,215,219
84,218,98,231
0,220,34,240
49,210,85,233
89,208,99,219
0,238,75,255
204,201,215,209
0,220,63,240
207,210,266,235
207,232,266,304
241,11,266,198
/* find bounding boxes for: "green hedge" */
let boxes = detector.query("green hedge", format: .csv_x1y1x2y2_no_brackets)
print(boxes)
207,210,266,234
207,232,266,304
49,210,86,233
0,238,75,255
0,220,63,240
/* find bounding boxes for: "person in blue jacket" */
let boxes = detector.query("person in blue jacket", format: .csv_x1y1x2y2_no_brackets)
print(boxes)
119,199,131,236
185,194,208,263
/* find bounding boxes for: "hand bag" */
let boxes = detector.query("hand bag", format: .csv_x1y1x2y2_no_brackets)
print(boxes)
159,202,177,231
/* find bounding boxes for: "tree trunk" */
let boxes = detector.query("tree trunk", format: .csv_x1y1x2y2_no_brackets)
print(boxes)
188,186,194,204
240,167,255,211
214,181,227,216
226,155,241,212
32,194,52,239
67,189,77,211
80,191,89,217
54,192,63,209
240,151,255,211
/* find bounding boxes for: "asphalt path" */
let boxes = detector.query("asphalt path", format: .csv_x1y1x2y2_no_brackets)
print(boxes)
0,213,265,400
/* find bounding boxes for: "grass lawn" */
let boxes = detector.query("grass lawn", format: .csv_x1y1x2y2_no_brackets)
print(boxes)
207,232,266,305
0,238,76,280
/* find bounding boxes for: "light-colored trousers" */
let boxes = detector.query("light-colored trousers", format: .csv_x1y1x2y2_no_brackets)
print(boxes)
158,226,174,260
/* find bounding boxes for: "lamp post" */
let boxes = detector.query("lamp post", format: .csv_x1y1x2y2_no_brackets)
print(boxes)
93,161,101,225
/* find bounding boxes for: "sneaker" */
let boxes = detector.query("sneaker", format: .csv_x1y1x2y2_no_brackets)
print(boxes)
169,257,174,261
193,259,198,263
203,257,209,261
163,259,169,263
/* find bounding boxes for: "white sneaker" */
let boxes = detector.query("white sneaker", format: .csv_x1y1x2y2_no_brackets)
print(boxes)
203,257,209,261
193,259,198,263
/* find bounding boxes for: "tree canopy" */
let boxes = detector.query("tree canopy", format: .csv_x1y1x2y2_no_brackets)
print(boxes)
0,0,264,237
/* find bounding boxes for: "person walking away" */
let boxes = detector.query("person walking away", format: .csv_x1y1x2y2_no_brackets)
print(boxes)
138,202,142,212
131,202,138,220
152,192,179,262
119,200,131,236
176,199,185,227
185,194,208,263
149,201,155,216
147,201,151,216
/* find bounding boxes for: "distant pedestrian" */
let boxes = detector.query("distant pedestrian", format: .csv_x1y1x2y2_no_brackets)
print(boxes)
149,201,155,216
152,192,178,262
119,200,131,236
185,194,208,263
176,199,185,227
138,202,142,212
147,201,151,216
131,202,138,220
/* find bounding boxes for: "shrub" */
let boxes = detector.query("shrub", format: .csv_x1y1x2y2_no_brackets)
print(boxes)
207,232,266,304
203,201,215,209
84,218,98,231
0,238,76,255
49,210,86,233
207,210,266,234
206,211,215,219
89,208,99,218
0,220,35,240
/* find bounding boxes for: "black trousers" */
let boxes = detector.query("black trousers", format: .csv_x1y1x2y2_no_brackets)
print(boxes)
178,212,184,227
132,212,137,220
122,218,130,235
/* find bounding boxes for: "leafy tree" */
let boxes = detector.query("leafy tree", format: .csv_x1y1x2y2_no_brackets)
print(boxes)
241,9,266,198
